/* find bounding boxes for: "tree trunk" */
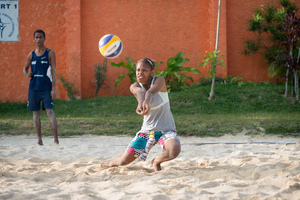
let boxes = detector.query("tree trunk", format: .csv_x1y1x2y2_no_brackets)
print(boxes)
294,70,299,100
285,69,289,98
296,48,300,101
209,64,216,101
209,0,221,100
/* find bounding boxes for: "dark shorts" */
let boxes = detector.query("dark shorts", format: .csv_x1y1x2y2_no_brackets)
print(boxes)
27,90,53,111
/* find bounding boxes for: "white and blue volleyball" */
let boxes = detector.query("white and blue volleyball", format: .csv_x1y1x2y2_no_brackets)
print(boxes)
98,34,123,59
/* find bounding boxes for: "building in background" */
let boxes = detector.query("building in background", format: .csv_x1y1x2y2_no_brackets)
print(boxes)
1,0,298,102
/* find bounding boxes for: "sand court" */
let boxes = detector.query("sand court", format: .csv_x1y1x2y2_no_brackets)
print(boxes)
0,134,300,200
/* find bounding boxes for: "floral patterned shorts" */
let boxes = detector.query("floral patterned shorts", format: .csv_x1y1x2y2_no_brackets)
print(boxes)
125,130,180,161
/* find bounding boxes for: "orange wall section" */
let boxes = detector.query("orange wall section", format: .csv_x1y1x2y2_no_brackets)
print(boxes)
226,0,270,82
80,0,214,99
0,0,67,102
1,0,299,102
66,0,81,99
226,0,300,82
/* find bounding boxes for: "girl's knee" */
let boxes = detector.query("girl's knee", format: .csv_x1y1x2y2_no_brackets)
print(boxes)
169,146,180,159
165,141,181,159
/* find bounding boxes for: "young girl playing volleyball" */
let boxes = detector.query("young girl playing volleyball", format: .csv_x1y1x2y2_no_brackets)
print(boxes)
103,58,181,171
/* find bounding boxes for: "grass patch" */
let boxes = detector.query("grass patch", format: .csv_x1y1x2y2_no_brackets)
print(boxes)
0,82,299,137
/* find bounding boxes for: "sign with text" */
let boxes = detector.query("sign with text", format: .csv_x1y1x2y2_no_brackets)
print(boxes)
0,0,18,42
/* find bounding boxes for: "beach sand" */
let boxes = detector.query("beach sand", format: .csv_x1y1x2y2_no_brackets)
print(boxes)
1,134,300,200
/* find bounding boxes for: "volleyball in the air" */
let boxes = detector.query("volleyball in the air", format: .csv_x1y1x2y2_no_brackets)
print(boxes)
98,34,123,59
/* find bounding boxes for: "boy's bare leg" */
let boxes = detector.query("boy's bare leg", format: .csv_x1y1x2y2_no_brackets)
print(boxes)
152,138,181,171
33,110,43,145
46,109,59,144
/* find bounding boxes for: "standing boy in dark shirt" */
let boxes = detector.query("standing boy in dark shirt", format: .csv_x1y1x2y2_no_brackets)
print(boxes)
23,29,59,145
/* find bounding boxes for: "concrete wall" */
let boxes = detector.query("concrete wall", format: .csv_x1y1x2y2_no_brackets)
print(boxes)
1,0,298,102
